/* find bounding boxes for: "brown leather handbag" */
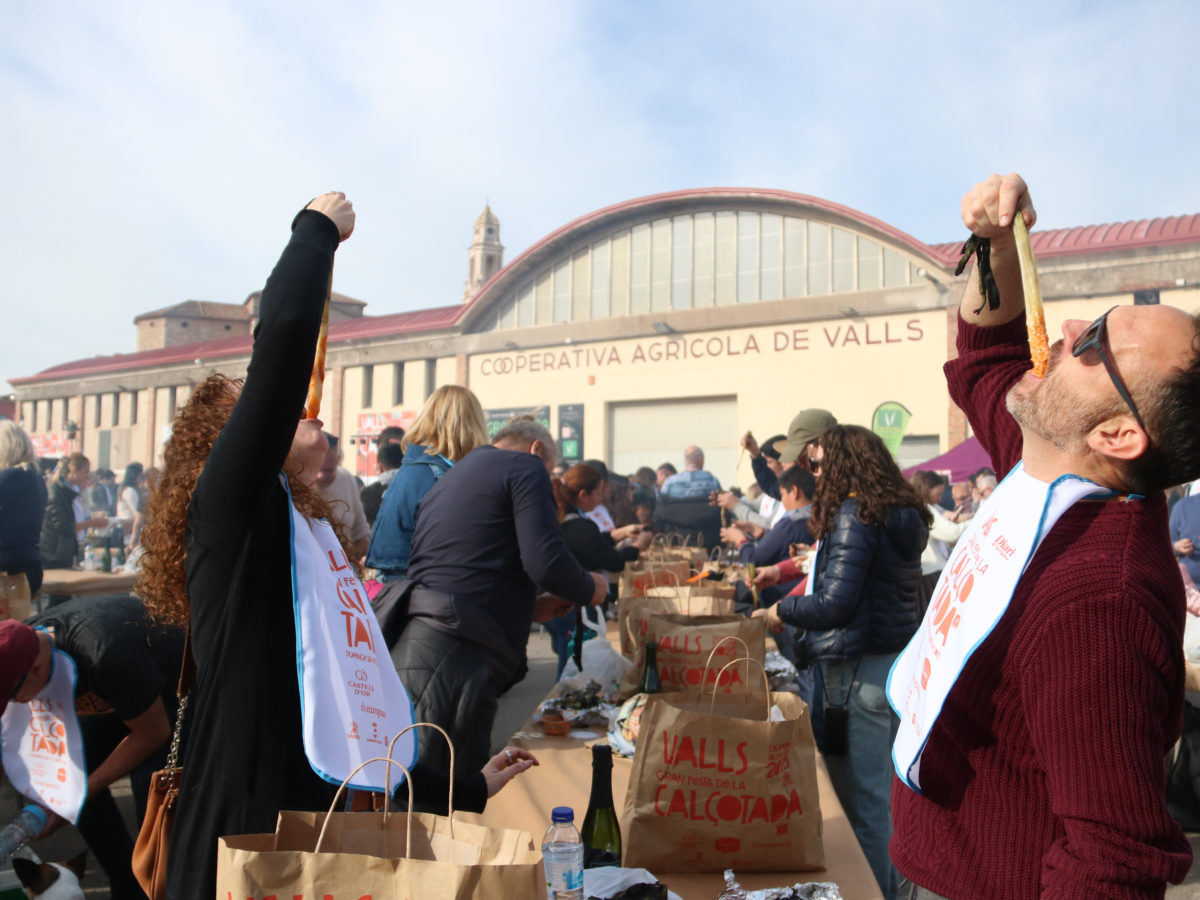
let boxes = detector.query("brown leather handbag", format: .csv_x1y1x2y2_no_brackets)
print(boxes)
132,633,193,900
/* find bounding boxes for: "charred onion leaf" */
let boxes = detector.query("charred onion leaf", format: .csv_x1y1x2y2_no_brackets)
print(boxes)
955,235,1001,316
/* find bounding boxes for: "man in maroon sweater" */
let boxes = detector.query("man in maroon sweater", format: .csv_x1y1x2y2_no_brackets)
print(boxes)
890,174,1200,899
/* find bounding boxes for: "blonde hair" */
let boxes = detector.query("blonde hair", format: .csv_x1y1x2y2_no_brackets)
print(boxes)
0,421,36,469
402,385,488,461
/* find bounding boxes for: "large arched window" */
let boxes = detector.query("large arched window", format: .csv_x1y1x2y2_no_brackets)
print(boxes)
483,211,925,331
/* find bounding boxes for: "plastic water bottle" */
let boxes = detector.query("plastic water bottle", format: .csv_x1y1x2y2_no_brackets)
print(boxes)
0,805,47,865
542,805,584,900
82,543,95,571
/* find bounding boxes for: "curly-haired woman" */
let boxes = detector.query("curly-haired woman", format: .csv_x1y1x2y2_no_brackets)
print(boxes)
753,424,930,900
138,194,533,899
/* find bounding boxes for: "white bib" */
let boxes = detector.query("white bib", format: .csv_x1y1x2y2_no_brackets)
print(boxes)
887,463,1114,791
0,649,88,822
287,481,417,792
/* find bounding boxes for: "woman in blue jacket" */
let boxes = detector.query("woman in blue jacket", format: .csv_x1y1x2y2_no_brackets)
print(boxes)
365,385,488,579
754,424,930,900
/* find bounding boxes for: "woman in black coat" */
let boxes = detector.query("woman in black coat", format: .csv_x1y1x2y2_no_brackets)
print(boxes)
753,425,931,900
549,463,650,675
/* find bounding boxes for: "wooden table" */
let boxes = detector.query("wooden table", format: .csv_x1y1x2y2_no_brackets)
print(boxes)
39,568,137,597
461,647,884,900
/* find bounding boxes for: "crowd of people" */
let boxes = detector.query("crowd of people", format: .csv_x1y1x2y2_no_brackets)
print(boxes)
1,174,1199,900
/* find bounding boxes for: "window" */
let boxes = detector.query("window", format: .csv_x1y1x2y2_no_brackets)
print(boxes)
424,359,436,400
650,218,671,312
610,232,630,318
692,213,714,308
629,224,650,315
28,401,36,433
832,228,854,293
112,392,120,426
1134,289,1160,305
760,215,781,301
552,259,571,323
572,251,590,321
167,387,177,421
714,212,736,305
362,366,373,408
129,391,138,425
883,248,907,287
590,241,611,320
857,237,881,290
535,271,553,325
671,216,692,310
94,394,102,427
784,217,805,297
517,283,535,327
737,212,758,303
393,363,405,405
807,222,830,295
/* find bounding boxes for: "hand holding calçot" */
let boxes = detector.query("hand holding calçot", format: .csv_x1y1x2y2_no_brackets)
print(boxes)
960,173,1036,241
306,191,356,242
741,432,760,458
753,564,781,589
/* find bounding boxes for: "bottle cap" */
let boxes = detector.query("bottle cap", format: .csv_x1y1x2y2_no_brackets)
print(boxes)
20,804,47,832
551,806,574,823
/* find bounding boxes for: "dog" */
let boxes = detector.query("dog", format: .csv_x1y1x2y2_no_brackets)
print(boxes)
11,852,86,899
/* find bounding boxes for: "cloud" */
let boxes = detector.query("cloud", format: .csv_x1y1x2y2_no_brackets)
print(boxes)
4,0,1199,391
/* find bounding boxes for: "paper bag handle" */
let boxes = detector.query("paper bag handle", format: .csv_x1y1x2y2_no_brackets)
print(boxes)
701,636,750,685
314,721,456,861
317,755,413,855
710,657,771,719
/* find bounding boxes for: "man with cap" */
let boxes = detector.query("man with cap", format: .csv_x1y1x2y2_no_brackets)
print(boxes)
0,597,184,898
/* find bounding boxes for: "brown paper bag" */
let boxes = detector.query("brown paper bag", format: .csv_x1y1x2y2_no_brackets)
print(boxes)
618,613,766,700
217,807,542,898
618,560,691,599
618,583,735,658
0,574,31,622
621,674,824,872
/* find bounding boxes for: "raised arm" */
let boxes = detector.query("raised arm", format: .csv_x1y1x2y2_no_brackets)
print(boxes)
958,173,1037,328
192,194,354,527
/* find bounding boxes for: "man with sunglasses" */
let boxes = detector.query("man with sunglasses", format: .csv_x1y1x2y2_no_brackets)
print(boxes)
889,173,1200,900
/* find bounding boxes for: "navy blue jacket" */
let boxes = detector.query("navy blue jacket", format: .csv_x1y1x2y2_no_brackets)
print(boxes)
365,443,452,575
407,445,595,675
777,498,927,662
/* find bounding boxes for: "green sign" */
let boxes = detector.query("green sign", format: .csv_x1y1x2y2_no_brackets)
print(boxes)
872,401,912,457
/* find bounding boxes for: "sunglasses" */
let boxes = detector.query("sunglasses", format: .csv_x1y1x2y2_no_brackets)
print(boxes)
1071,306,1147,433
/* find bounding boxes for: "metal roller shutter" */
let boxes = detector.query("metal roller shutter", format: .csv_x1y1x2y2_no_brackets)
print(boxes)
608,396,739,488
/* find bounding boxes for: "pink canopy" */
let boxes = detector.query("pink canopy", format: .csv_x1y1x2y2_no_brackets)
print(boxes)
903,436,995,484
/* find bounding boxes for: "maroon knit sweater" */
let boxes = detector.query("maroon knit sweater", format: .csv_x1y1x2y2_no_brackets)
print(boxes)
890,314,1193,899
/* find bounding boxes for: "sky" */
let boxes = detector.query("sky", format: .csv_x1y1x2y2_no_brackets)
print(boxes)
4,0,1198,393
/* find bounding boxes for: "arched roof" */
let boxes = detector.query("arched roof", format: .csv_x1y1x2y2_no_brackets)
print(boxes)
457,186,956,331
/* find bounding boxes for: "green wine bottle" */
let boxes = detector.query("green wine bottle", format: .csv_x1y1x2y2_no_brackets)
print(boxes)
101,541,112,574
636,641,661,694
581,744,622,868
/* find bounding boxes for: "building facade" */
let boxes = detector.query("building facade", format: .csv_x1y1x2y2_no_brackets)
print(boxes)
10,189,1200,487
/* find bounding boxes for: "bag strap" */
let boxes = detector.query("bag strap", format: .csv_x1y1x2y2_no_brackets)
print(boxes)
166,629,194,770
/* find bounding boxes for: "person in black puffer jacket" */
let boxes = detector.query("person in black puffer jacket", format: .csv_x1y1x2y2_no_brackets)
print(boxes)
753,424,930,900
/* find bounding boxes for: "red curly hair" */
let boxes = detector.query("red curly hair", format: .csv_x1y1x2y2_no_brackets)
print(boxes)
137,374,359,627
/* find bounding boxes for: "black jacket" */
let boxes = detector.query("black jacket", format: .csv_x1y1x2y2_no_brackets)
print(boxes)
777,498,927,662
39,477,80,569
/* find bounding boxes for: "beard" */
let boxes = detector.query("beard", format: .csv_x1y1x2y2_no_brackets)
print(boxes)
1005,340,1117,452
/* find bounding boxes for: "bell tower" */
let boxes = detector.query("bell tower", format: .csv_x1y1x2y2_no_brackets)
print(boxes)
463,205,504,302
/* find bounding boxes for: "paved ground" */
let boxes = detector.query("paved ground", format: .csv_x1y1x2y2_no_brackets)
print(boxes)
5,628,1200,898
